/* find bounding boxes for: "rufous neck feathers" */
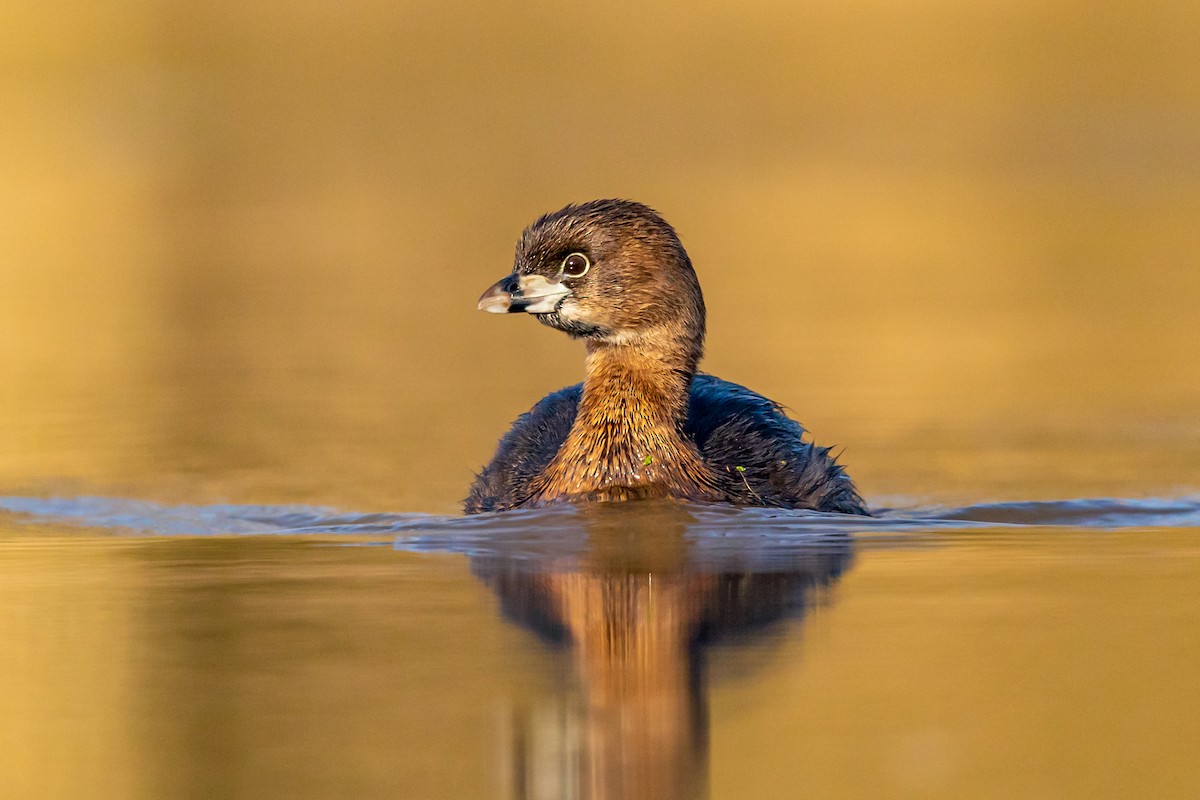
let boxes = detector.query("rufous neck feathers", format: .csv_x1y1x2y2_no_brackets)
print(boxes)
530,329,719,505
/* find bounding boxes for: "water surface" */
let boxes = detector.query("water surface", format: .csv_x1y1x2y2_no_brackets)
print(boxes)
3,498,1199,798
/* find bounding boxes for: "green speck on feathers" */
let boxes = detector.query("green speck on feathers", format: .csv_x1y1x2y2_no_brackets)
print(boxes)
643,455,653,465
735,465,746,473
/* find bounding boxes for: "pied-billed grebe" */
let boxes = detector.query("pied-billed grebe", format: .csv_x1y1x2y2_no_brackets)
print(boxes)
465,199,866,515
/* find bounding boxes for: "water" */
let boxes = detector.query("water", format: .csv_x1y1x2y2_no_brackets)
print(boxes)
3,498,1199,798
4,0,1200,796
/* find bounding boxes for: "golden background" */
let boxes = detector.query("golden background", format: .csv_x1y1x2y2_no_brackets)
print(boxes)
3,0,1198,513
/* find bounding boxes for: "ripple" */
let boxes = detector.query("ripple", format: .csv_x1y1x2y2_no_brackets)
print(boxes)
1,493,1197,555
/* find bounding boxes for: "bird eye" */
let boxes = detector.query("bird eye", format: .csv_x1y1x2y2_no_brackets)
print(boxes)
561,252,590,278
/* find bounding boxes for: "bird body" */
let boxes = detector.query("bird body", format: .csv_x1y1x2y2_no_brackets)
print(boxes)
466,200,866,516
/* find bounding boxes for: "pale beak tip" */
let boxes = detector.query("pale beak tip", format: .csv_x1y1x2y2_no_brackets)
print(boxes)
477,283,513,313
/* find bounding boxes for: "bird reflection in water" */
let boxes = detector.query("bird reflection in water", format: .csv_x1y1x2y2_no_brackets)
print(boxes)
470,501,853,799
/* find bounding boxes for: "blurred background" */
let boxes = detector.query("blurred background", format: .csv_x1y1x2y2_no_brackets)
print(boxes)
2,0,1199,514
